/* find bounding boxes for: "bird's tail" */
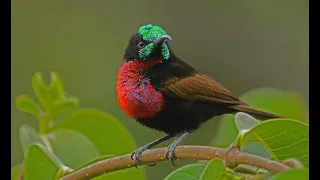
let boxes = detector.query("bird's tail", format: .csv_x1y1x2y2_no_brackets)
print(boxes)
231,104,282,120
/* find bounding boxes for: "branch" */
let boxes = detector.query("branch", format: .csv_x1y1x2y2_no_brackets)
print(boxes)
59,145,291,180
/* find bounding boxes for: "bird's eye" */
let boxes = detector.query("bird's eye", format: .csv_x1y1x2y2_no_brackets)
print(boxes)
138,42,145,48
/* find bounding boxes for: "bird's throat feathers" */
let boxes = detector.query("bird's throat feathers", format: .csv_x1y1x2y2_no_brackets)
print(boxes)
116,59,165,120
120,59,163,71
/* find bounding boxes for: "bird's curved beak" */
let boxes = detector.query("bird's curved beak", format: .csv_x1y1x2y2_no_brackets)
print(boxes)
154,35,172,45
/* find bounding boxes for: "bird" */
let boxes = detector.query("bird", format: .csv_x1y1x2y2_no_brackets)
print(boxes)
116,24,282,168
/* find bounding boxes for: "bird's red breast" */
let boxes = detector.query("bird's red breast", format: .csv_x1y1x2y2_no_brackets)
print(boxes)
116,59,165,120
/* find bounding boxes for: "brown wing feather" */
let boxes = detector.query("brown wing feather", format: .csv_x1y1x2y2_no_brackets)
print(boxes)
164,73,245,105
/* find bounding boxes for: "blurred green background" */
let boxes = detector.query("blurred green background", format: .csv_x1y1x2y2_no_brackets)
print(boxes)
11,0,308,179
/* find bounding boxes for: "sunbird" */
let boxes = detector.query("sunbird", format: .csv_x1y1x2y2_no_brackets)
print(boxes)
116,24,281,167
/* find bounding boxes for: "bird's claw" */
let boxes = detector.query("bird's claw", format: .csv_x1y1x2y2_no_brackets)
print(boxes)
131,147,147,169
130,151,135,160
165,144,177,166
131,146,157,168
130,151,140,169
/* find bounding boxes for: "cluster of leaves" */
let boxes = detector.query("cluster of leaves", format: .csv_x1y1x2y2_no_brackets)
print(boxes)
165,158,309,180
11,72,309,180
165,112,309,180
11,72,145,180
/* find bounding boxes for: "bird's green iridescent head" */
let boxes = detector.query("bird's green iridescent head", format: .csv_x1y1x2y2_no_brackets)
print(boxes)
138,24,167,42
137,24,172,60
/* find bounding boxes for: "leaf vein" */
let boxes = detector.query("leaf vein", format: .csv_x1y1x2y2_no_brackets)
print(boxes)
261,125,301,141
271,139,308,152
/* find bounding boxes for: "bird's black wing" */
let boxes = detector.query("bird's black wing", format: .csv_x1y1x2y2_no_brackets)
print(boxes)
147,58,245,106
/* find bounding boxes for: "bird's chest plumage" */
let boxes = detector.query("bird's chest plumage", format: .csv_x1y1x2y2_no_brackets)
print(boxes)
116,60,165,120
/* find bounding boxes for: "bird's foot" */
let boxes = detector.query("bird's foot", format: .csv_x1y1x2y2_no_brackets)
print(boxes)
165,130,195,166
131,145,150,169
131,134,174,168
165,140,179,166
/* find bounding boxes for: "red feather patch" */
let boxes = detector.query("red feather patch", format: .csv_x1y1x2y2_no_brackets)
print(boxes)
116,59,164,119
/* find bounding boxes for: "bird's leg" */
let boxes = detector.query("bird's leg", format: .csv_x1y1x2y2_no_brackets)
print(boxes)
131,134,174,168
166,129,195,166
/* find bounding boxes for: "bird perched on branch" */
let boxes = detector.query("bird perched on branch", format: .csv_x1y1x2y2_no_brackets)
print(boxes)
116,24,282,167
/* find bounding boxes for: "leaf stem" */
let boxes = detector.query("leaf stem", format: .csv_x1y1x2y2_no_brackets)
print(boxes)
40,135,53,152
38,116,50,134
38,105,52,134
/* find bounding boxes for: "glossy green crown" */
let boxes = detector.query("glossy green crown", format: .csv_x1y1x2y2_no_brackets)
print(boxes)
138,24,167,42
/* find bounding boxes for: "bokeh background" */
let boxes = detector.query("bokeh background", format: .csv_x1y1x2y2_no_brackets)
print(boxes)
12,0,308,179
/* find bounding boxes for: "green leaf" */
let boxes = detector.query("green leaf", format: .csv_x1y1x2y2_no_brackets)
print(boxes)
241,88,308,122
51,109,146,179
52,108,137,155
51,96,79,118
47,129,100,169
47,71,65,100
19,124,45,156
32,72,50,109
24,144,64,180
16,95,43,119
242,119,309,167
32,72,67,111
242,142,272,159
200,158,226,180
235,112,260,131
164,164,206,180
270,168,309,180
234,113,271,159
11,163,24,180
